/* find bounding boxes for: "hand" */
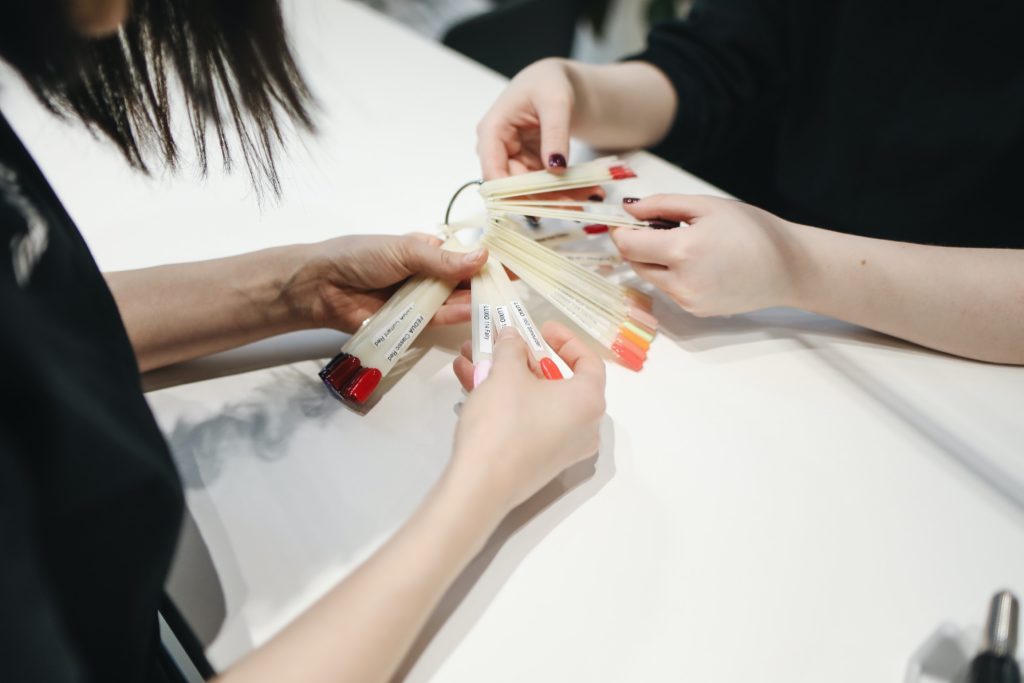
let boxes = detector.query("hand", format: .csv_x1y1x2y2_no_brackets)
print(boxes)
287,233,487,333
447,323,606,517
477,58,576,179
612,195,803,316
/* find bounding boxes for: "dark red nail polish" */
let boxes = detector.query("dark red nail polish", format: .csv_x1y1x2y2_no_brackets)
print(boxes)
647,219,681,229
548,153,567,168
583,224,609,234
589,194,603,202
622,197,640,204
320,352,362,394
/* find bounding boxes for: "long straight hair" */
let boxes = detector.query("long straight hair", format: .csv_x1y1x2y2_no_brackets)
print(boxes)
0,0,314,195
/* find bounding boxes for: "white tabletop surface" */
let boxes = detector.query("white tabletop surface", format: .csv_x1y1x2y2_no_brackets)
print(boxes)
3,2,1024,681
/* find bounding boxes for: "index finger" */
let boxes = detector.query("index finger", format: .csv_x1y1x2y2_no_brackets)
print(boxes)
541,321,606,385
476,119,511,181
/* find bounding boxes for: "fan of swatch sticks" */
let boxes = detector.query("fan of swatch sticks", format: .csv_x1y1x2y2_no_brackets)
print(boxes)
319,157,674,408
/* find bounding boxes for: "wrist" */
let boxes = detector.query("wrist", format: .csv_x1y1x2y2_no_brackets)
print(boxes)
777,220,823,311
436,447,513,535
274,242,330,331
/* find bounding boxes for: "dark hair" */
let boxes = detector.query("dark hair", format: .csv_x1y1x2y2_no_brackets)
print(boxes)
0,0,314,196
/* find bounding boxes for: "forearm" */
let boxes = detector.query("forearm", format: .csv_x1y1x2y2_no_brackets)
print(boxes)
217,463,502,683
564,60,677,150
788,224,1024,364
106,244,318,372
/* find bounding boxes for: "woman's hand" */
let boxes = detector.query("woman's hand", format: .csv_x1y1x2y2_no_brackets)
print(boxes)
476,58,579,181
447,322,607,518
611,194,803,316
287,233,487,333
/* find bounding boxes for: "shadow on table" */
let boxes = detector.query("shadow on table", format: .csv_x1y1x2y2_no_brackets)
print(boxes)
394,415,618,683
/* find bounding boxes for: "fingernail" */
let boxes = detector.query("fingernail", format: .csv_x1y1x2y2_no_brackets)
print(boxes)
539,357,563,380
588,194,603,202
548,153,567,168
526,216,540,227
622,197,640,204
472,360,492,387
497,327,519,342
463,248,485,263
647,219,681,229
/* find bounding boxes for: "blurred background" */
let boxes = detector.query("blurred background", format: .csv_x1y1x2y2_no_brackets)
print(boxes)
355,0,694,76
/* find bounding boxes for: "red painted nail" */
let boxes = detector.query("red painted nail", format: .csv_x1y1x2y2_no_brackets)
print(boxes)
341,367,383,404
540,357,563,380
583,224,609,235
622,197,640,204
548,153,567,168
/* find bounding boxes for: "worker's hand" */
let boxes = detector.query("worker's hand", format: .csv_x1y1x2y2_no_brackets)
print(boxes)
476,58,578,180
611,195,804,316
448,322,606,517
285,234,487,332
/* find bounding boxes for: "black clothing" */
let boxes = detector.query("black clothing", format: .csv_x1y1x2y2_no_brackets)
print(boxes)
636,0,1024,248
0,112,185,682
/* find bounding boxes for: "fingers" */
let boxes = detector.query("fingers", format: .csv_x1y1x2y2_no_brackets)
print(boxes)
621,193,720,222
433,302,471,326
490,327,531,376
540,321,605,385
629,261,676,291
453,355,475,391
400,237,488,282
611,227,682,267
534,94,572,172
477,125,511,181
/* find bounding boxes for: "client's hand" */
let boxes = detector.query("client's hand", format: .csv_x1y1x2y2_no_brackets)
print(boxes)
448,322,607,516
286,233,487,332
612,194,803,316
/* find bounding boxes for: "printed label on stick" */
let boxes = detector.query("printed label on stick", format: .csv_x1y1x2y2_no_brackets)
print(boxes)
373,303,415,348
494,305,511,330
385,313,426,365
478,304,493,353
510,300,545,352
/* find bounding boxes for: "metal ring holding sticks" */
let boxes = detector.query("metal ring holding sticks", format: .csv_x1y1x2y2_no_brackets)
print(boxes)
444,179,483,226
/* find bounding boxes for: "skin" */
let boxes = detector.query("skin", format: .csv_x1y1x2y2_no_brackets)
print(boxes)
66,0,129,37
476,58,1024,365
107,236,608,682
63,3,609,680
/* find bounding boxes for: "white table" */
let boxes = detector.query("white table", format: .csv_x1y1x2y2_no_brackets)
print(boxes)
4,2,1024,681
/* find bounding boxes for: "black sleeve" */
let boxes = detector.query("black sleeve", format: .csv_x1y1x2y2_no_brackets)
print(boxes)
630,0,790,169
0,425,86,681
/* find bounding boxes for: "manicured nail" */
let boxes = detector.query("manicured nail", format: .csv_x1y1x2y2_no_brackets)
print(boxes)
526,215,540,227
539,357,563,380
589,194,603,202
647,219,681,229
548,153,567,168
473,360,493,387
622,197,640,204
463,248,485,263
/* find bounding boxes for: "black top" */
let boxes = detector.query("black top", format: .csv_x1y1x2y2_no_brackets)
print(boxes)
635,0,1024,248
0,112,185,682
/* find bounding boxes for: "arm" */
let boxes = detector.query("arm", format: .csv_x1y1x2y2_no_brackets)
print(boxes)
106,235,487,372
613,194,1024,365
216,325,606,683
789,226,1024,365
476,0,788,179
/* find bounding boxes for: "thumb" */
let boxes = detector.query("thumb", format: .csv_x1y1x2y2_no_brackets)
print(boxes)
535,94,572,172
622,193,718,223
491,327,531,374
400,238,487,282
